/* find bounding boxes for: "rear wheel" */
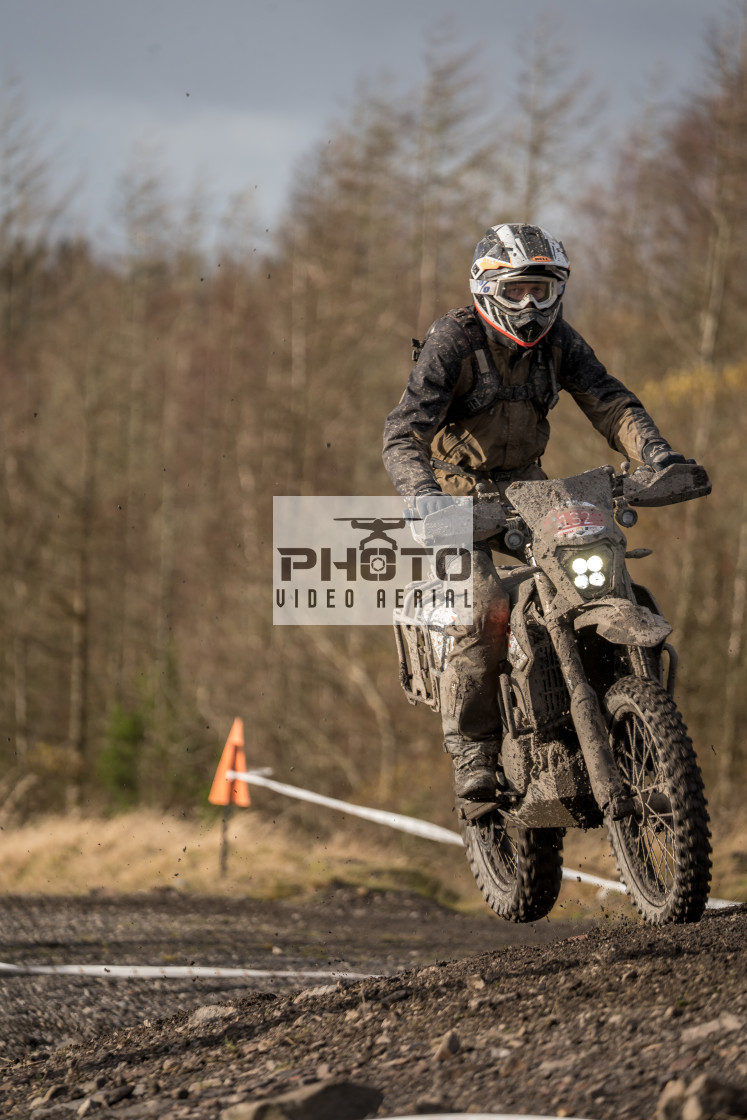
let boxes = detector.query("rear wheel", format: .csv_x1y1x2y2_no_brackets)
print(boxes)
605,676,711,924
460,811,563,922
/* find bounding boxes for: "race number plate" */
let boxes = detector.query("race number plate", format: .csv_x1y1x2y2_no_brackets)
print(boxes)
542,503,606,540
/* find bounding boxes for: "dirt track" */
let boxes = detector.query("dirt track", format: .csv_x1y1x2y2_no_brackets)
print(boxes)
0,888,746,1118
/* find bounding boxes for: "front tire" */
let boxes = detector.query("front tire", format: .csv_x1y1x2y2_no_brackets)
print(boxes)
460,811,563,922
605,676,711,924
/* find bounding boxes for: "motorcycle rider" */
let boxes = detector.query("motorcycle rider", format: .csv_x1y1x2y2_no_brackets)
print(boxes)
382,222,686,801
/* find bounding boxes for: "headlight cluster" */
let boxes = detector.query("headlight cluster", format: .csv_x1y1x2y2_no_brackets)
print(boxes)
562,546,613,596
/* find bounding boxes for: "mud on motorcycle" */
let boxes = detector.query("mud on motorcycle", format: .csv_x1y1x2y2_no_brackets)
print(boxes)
394,460,713,925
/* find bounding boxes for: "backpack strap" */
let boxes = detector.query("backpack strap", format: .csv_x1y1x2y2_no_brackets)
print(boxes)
443,307,559,422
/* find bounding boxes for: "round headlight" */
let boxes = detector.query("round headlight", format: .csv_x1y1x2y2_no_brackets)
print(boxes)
574,574,589,589
587,555,604,572
589,571,606,587
572,557,588,575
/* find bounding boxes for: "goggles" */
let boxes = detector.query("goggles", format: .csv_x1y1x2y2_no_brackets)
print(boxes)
470,272,561,310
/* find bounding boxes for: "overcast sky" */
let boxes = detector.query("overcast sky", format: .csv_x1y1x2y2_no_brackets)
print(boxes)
0,0,736,250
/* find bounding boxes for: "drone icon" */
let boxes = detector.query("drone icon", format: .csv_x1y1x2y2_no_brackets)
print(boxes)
333,516,414,550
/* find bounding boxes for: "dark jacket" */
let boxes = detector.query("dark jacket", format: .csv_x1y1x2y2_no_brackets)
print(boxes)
382,307,661,497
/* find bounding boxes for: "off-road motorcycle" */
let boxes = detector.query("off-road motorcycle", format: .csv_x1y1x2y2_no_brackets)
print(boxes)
393,461,713,925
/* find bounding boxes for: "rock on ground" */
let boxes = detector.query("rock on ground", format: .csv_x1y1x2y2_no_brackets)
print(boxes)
0,889,745,1119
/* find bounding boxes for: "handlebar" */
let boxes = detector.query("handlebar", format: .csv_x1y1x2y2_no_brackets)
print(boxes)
418,461,711,546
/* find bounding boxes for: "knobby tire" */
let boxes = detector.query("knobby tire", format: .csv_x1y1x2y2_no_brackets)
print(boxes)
605,676,711,924
460,811,563,923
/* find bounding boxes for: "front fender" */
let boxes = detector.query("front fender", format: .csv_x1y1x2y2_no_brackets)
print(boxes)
573,598,672,647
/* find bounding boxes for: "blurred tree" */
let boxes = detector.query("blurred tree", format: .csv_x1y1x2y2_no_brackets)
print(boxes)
411,35,498,335
0,79,76,798
569,6,747,796
504,17,604,224
2,13,746,822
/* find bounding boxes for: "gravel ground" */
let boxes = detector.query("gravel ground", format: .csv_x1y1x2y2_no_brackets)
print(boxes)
0,888,745,1119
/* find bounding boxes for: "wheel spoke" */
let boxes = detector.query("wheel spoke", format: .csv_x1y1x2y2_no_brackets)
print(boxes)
648,828,669,886
640,721,656,778
631,722,647,785
478,815,517,883
623,795,676,895
623,721,641,783
645,802,675,839
610,704,681,902
604,679,711,923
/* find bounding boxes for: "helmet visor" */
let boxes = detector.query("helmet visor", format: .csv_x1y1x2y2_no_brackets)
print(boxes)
470,273,560,311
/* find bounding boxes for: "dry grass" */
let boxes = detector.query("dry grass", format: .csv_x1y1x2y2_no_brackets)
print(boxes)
0,808,471,905
0,805,744,917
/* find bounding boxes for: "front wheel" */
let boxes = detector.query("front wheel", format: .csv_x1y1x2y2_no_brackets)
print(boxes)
460,811,563,922
605,676,711,924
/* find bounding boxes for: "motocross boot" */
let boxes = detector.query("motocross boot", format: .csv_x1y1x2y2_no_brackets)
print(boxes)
445,738,499,801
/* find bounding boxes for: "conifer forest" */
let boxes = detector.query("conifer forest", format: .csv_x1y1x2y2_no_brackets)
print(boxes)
1,19,747,823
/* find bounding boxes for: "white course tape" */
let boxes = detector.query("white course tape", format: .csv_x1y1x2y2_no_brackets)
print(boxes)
570,867,734,909
1,775,736,984
231,769,739,911
228,769,463,846
0,963,376,980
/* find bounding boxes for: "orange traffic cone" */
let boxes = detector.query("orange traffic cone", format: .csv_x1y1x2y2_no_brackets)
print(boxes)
208,717,251,807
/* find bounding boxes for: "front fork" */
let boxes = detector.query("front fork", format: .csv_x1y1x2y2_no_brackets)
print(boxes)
534,573,635,820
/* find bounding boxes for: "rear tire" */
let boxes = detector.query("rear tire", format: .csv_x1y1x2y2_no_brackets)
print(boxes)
460,811,563,922
605,676,711,924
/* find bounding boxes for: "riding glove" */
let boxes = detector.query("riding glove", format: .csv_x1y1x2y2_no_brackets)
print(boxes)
641,439,687,472
415,492,456,519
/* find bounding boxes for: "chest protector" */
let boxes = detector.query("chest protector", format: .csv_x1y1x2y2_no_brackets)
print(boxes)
440,306,561,425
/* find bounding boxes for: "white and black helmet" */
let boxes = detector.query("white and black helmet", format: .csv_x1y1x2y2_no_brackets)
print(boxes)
469,223,570,347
